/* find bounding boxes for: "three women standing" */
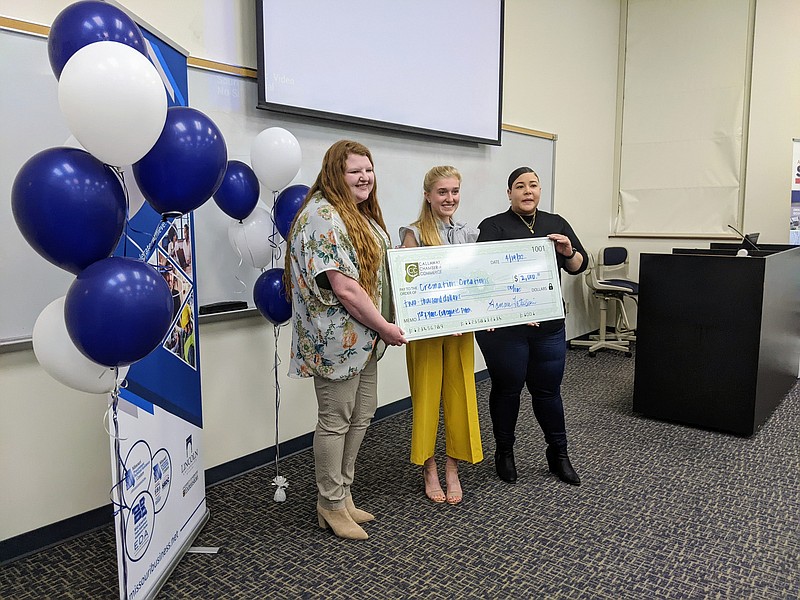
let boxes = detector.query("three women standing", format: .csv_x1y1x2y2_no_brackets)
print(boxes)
287,149,584,541
286,140,406,540
400,166,484,505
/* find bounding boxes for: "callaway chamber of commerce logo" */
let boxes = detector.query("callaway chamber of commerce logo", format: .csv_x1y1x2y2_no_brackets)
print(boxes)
404,262,420,283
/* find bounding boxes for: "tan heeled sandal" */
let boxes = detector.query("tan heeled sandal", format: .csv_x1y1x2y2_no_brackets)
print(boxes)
316,503,368,540
445,457,463,505
423,457,446,503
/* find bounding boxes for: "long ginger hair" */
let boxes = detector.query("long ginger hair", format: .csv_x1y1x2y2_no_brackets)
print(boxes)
410,165,462,247
284,140,388,301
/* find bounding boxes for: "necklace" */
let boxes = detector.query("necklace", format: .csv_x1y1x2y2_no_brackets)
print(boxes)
516,210,537,234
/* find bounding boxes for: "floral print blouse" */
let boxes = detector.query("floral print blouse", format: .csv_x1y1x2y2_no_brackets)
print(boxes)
287,193,390,380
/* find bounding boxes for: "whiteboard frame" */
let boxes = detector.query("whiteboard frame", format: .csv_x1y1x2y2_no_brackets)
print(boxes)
0,24,557,346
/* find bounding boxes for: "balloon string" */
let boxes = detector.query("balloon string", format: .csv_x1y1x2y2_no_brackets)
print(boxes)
231,232,248,294
269,191,282,268
271,323,288,502
106,373,129,595
104,374,129,441
240,220,261,270
110,168,150,256
274,323,283,474
111,167,131,257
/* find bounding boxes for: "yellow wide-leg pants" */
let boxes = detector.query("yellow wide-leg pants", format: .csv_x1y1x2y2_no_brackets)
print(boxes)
406,333,483,465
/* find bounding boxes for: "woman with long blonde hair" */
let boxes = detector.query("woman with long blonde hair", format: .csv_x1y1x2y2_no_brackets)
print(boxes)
286,140,406,540
400,166,483,505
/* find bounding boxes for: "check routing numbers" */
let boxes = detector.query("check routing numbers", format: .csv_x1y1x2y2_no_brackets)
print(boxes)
386,238,565,341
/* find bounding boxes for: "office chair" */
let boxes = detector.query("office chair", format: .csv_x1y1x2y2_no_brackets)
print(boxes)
596,246,638,341
570,248,638,357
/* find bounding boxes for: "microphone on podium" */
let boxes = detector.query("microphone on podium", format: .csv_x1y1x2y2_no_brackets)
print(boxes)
727,224,760,253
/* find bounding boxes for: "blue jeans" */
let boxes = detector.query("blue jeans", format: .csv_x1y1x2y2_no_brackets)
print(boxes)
476,323,569,452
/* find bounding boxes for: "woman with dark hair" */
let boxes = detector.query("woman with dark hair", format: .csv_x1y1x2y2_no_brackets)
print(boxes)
476,167,587,486
399,166,483,505
285,140,406,540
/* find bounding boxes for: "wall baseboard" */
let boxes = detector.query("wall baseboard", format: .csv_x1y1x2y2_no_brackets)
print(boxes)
0,375,493,566
0,505,113,566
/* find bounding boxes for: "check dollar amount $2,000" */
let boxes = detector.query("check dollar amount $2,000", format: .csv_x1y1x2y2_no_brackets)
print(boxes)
386,238,564,341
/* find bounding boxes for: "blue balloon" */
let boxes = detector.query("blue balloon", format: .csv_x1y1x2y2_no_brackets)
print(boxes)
254,268,292,325
65,257,173,367
12,147,127,275
275,184,310,240
213,160,260,221
48,0,148,80
133,106,228,216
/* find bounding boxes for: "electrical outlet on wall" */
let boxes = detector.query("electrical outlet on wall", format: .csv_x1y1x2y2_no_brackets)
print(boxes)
565,301,570,314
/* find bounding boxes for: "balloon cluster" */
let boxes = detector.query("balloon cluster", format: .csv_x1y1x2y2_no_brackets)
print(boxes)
12,1,228,394
213,127,308,326
212,129,308,504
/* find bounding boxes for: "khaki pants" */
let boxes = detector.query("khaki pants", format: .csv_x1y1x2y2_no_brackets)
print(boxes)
406,333,483,466
312,355,378,510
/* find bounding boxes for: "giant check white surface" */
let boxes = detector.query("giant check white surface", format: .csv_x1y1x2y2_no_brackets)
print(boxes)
387,238,565,341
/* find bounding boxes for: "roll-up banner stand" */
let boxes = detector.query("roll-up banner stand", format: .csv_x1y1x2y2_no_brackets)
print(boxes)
106,6,208,599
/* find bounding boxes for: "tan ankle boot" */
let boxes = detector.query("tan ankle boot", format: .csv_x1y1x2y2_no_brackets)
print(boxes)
316,503,368,540
345,495,375,524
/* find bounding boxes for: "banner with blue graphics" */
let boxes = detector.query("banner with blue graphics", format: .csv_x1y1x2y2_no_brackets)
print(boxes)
791,139,800,246
109,23,207,600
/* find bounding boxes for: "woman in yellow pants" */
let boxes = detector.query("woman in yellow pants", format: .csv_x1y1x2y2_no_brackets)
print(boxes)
399,166,483,504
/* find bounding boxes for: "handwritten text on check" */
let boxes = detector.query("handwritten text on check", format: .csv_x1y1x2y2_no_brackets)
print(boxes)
387,238,565,341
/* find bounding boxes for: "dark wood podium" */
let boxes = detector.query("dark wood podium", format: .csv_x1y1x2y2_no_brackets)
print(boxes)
633,244,800,436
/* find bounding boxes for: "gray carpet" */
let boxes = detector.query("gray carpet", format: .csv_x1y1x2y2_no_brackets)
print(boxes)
2,348,799,599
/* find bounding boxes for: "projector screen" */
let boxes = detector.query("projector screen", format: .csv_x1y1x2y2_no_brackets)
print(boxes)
256,0,504,145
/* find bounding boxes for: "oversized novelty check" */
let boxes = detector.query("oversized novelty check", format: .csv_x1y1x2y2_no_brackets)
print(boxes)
387,238,565,341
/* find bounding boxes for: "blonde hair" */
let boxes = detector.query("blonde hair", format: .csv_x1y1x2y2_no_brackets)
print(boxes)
410,165,462,247
285,140,388,301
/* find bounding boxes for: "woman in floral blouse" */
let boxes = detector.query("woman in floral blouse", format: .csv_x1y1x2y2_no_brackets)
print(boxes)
285,140,406,540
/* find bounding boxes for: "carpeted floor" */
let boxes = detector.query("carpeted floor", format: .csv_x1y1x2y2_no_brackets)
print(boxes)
2,348,799,599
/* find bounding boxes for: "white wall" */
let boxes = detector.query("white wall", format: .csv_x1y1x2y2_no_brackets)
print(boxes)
503,0,623,332
2,0,798,542
745,0,800,234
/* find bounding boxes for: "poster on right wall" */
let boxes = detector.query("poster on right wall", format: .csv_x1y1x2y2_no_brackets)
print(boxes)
791,139,800,245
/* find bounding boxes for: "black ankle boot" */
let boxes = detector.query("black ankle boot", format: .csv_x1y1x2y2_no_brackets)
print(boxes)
494,449,517,483
546,446,581,486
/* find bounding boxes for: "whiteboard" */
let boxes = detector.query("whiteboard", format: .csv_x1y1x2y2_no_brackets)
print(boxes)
191,69,555,310
0,30,76,343
0,28,555,342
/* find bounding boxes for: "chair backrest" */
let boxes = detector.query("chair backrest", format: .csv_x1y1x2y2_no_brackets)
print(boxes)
597,246,630,281
584,250,636,295
584,252,601,292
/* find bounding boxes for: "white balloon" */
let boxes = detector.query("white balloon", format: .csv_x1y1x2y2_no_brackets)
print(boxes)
227,206,278,270
63,135,145,217
58,41,167,167
33,297,129,394
119,164,147,218
250,127,302,192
